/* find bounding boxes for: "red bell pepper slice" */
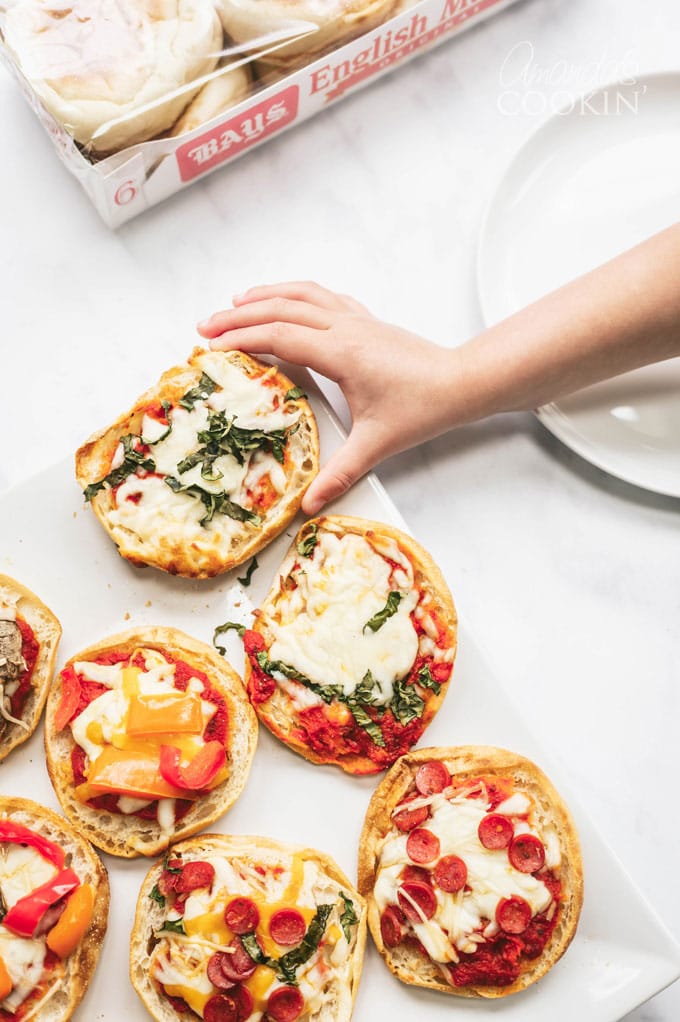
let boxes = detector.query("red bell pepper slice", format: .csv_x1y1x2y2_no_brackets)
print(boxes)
3,867,80,938
54,665,81,731
159,742,226,791
0,822,65,869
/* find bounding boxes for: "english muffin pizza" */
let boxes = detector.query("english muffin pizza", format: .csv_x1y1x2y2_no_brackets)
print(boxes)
0,574,61,763
358,746,583,997
239,515,457,774
44,627,258,858
131,834,366,1022
0,796,109,1022
76,349,318,578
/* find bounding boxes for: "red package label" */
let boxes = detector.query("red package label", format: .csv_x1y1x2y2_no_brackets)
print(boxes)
176,86,299,182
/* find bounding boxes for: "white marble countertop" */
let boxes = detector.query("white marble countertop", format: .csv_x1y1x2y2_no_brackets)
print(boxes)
1,0,679,1018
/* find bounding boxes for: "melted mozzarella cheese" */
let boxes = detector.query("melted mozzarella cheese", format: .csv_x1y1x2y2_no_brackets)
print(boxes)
0,605,17,622
109,473,236,548
0,844,57,908
73,661,124,687
199,353,298,433
0,927,46,1012
375,792,556,959
268,532,419,704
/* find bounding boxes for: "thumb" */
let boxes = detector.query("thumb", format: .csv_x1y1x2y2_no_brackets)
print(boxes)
302,426,379,516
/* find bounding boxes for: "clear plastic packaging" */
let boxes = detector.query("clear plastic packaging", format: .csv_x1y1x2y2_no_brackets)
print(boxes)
0,0,519,223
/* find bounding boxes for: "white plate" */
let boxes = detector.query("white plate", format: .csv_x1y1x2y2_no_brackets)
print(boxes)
1,372,679,1022
477,71,680,497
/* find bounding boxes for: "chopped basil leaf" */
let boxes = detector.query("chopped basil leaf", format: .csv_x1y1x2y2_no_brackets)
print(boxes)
164,477,261,527
237,557,258,587
160,917,185,934
83,434,156,502
212,621,246,655
149,884,165,908
241,932,278,971
255,652,336,704
417,663,441,695
391,677,425,726
242,907,332,984
178,372,217,411
297,523,318,557
179,408,292,474
278,904,333,980
339,893,358,942
346,700,385,747
284,386,307,401
364,591,402,633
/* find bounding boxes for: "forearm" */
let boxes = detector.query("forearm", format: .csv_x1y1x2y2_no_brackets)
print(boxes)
449,222,680,425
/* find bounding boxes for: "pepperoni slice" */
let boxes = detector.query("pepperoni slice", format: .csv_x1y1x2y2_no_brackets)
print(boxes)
433,854,467,893
204,993,239,1022
496,896,533,934
401,864,432,886
406,828,440,864
380,905,405,948
224,897,260,935
269,908,307,946
207,953,237,991
219,939,257,982
232,985,254,1022
397,881,438,922
175,861,215,894
393,796,430,833
266,985,305,1022
478,814,514,850
415,761,450,796
508,834,545,874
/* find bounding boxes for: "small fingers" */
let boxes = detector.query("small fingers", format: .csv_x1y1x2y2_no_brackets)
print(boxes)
302,426,376,515
232,281,359,313
206,322,325,366
198,298,332,339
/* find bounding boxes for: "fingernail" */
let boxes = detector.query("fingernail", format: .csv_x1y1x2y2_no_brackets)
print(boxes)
233,292,246,304
197,319,210,331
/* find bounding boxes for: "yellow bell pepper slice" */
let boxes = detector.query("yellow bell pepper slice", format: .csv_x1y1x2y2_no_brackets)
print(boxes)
126,692,203,737
46,884,95,959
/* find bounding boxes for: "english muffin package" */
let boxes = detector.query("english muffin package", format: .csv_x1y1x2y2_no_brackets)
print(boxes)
0,0,522,225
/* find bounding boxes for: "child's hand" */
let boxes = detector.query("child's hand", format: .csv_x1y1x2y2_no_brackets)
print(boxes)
198,281,461,514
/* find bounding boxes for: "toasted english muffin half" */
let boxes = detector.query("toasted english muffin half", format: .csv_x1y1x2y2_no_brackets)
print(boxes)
358,745,584,998
131,832,367,1022
76,348,319,579
0,573,61,763
44,627,258,858
0,796,109,1022
242,515,457,775
217,0,399,72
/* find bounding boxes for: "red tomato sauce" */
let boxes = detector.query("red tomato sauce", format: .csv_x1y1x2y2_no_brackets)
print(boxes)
447,876,561,987
66,651,227,822
8,617,40,719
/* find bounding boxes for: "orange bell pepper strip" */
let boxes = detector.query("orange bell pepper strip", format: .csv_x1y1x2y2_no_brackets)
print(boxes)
0,956,12,1000
126,692,203,737
46,883,95,959
159,741,226,791
54,666,81,731
83,746,195,801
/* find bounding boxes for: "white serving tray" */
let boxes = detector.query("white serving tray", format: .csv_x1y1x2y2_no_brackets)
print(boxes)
0,373,678,1022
